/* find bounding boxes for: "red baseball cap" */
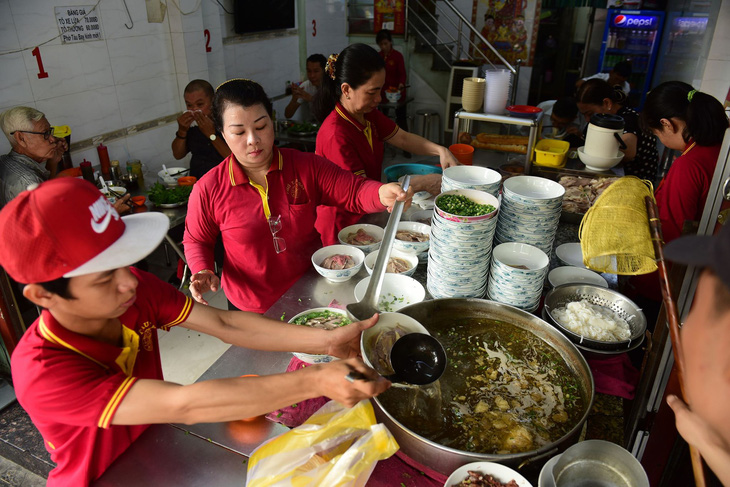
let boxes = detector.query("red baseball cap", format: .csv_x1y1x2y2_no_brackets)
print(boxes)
0,178,169,284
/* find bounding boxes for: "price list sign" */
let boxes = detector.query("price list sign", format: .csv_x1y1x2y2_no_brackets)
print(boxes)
55,6,104,44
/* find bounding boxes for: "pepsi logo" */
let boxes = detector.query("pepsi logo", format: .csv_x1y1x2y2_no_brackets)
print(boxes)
614,15,627,26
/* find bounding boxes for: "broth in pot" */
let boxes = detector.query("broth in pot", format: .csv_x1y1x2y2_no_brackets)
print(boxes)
377,318,585,455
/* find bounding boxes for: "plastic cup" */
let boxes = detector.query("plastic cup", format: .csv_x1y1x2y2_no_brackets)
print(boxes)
449,144,475,165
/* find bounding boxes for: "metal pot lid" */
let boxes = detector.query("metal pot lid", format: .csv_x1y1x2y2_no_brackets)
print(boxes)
589,113,624,130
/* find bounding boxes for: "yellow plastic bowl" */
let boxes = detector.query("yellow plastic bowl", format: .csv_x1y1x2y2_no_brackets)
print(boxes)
534,139,569,168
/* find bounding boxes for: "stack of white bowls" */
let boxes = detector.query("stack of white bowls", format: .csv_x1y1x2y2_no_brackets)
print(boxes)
484,69,512,114
441,166,502,198
495,176,565,257
461,77,485,112
487,242,550,312
427,189,500,299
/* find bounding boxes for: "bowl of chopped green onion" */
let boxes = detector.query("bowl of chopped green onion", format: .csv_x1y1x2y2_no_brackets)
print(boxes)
435,189,499,224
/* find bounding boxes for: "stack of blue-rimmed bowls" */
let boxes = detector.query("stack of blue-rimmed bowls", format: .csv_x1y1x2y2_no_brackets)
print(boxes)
441,166,502,198
495,176,565,257
487,242,550,312
427,189,500,298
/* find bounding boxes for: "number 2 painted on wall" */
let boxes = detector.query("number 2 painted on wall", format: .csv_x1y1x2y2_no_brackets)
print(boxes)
204,29,211,52
32,46,49,79
312,19,316,37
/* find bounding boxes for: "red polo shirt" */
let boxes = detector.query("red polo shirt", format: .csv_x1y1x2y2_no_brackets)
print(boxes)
315,103,398,245
10,268,193,486
380,49,407,99
184,147,385,312
655,142,722,243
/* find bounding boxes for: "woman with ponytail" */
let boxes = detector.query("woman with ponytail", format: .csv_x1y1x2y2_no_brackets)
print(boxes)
576,78,659,182
312,43,459,245
641,81,728,243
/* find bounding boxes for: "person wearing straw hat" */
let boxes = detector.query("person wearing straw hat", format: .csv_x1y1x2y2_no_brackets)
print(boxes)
663,223,730,486
312,43,459,246
0,178,390,486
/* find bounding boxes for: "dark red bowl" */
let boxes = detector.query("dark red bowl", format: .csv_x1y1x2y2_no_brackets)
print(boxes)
506,105,543,119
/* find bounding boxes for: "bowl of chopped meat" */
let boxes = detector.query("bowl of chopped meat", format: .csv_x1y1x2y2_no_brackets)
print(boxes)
364,248,419,277
393,221,431,255
338,224,384,254
311,245,365,282
289,307,353,363
444,462,532,487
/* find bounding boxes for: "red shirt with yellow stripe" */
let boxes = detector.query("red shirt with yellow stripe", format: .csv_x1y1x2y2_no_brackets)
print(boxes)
10,268,193,486
183,146,385,312
315,102,398,245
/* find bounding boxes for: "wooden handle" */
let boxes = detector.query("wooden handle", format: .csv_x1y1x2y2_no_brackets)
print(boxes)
645,196,706,487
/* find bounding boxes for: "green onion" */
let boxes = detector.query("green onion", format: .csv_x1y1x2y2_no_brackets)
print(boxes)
437,194,496,216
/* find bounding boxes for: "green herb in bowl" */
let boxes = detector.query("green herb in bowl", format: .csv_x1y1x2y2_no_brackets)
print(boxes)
437,194,496,217
292,310,351,330
148,182,193,205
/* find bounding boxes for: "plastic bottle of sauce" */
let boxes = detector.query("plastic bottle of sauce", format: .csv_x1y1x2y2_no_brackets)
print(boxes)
80,159,95,184
97,144,111,180
110,160,121,181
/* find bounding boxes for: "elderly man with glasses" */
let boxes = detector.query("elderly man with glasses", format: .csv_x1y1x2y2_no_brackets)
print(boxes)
0,106,68,206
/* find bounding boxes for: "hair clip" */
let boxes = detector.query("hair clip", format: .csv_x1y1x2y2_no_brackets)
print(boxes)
325,54,338,80
687,89,697,102
216,78,253,92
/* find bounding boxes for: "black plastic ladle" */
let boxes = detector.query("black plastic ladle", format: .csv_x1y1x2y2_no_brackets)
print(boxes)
348,333,447,385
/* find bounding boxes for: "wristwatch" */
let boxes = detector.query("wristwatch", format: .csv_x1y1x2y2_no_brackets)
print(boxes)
209,133,217,141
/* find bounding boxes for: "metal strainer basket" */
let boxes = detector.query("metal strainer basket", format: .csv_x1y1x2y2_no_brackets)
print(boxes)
543,284,646,352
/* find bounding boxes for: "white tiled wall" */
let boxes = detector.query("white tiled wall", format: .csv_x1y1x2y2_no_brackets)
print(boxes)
700,0,730,102
305,0,348,60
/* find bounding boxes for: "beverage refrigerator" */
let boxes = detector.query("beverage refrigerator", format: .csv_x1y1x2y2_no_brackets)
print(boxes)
597,9,665,109
652,13,711,88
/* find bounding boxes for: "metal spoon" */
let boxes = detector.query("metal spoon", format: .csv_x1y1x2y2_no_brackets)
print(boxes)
346,175,410,322
346,333,447,385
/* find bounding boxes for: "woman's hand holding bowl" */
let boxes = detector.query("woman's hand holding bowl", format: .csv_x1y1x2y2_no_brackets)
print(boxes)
322,314,380,359
190,270,221,305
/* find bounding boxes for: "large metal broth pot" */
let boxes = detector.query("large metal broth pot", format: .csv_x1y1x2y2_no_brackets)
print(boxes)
371,298,595,475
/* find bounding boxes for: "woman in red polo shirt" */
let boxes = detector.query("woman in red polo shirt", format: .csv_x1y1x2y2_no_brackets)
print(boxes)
641,81,728,244
312,43,459,246
183,79,409,312
376,29,407,133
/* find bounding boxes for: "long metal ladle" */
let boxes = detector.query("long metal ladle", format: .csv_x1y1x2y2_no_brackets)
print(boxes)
346,175,411,321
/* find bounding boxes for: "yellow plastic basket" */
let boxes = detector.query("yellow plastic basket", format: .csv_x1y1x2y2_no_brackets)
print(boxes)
533,139,569,168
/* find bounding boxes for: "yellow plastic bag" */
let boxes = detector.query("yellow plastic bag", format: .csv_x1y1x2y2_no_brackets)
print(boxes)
246,400,399,487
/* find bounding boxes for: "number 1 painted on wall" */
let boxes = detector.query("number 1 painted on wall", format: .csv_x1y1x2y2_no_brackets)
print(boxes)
32,46,49,79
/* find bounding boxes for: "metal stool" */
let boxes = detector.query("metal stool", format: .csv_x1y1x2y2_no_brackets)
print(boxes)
415,109,442,145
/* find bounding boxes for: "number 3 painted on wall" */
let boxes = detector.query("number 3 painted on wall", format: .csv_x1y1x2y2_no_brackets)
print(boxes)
204,29,211,52
312,19,316,37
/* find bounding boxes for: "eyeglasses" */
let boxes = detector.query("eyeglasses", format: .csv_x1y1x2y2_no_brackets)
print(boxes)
268,215,286,254
10,128,56,141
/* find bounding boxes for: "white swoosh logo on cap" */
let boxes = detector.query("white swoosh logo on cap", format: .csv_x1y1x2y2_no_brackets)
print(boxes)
90,208,114,234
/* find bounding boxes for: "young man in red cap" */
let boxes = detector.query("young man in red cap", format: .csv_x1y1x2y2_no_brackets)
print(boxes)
663,223,730,485
0,178,390,486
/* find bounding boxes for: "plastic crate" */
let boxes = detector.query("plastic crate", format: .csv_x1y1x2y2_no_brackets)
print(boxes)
533,139,569,168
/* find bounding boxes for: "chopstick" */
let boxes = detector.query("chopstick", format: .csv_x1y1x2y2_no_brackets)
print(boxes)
170,168,190,177
645,196,707,487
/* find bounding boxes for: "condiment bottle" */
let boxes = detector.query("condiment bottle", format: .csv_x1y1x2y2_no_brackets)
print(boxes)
128,159,145,189
97,144,111,180
110,160,121,181
80,159,94,183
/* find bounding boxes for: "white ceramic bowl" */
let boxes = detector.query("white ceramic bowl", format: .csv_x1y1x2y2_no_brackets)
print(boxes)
556,242,586,268
444,461,533,487
311,245,365,282
503,175,566,202
338,224,384,254
385,91,402,103
393,221,431,254
157,167,188,187
364,248,419,277
408,209,434,225
548,266,609,288
443,166,501,186
360,312,429,373
101,186,127,203
435,189,500,224
577,146,624,172
492,242,550,272
288,307,351,364
353,274,425,312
